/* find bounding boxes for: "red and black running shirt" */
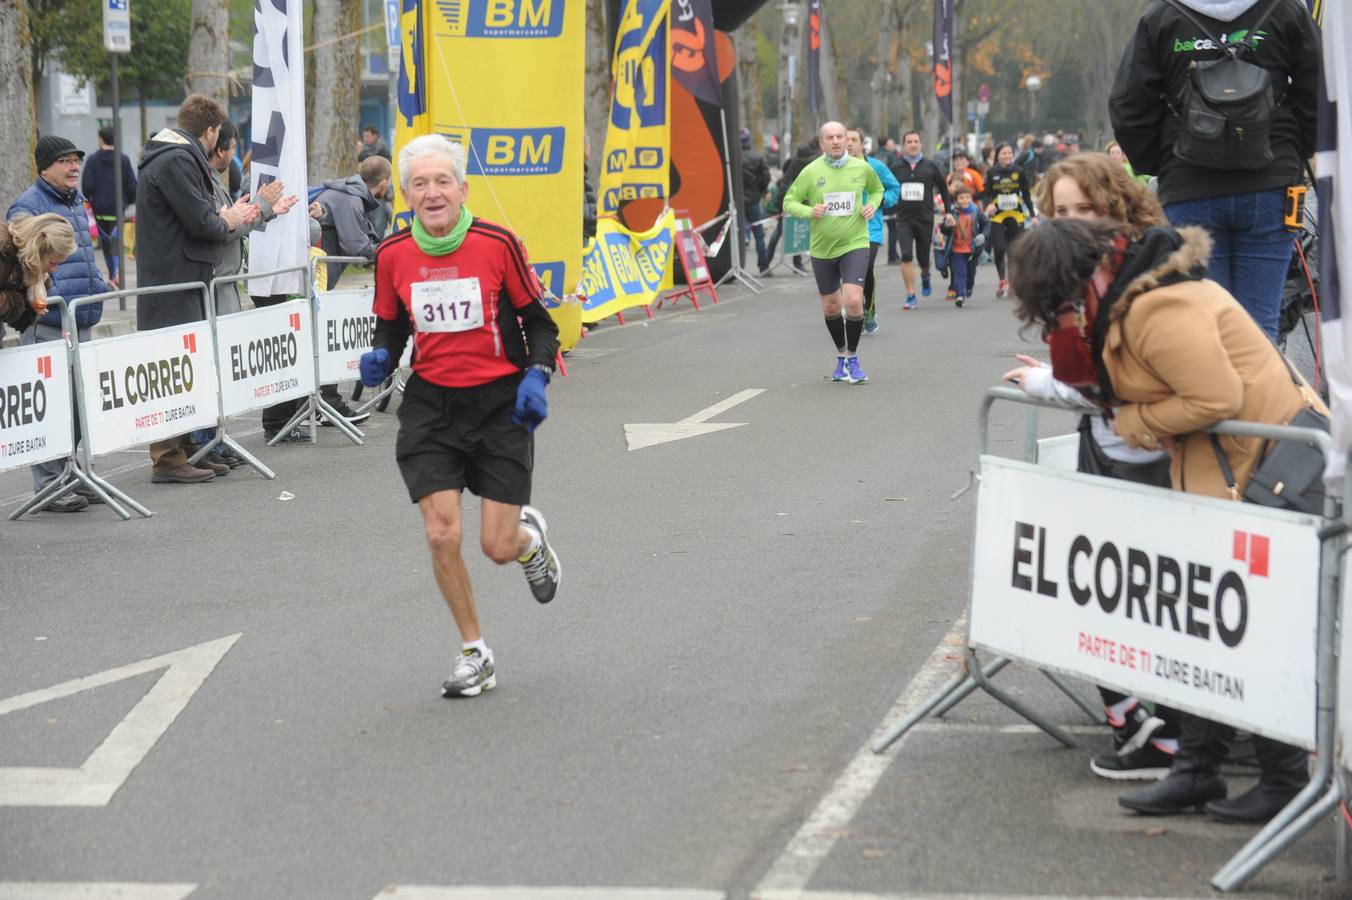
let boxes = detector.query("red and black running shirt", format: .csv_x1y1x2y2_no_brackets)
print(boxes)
373,219,548,388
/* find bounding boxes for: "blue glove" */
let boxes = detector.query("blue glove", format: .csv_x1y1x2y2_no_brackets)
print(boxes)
512,368,550,432
359,348,391,387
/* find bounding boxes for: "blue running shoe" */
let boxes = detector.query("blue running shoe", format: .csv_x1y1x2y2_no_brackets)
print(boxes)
921,271,932,297
845,356,868,384
863,308,879,335
830,357,849,381
903,294,918,310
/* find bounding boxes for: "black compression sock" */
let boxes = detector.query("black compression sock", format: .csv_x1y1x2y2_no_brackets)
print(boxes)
824,314,846,352
845,314,864,353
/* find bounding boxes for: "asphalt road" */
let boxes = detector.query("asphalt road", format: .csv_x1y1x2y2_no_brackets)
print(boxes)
0,265,1344,900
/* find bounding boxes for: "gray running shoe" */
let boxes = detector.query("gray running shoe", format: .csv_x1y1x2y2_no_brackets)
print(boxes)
519,505,561,604
441,648,495,698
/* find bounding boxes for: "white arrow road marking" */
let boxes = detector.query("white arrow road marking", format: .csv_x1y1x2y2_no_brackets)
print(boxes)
624,389,765,451
0,884,197,899
0,634,241,807
375,890,724,900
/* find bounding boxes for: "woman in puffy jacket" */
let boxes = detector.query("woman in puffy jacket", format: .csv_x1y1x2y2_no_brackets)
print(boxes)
0,213,77,332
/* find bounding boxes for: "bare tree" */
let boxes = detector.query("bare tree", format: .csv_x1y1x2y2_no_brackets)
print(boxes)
733,24,763,148
307,0,360,184
868,0,897,135
817,5,840,122
186,0,230,105
0,0,35,202
584,0,609,171
777,0,804,151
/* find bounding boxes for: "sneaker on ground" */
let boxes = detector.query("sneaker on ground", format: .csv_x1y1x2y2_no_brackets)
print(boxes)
1110,702,1166,754
945,289,957,302
320,399,371,427
903,294,917,311
863,308,879,335
830,357,849,381
264,426,313,444
996,279,1008,298
954,296,965,308
47,492,89,512
151,464,216,484
1090,741,1175,781
921,272,932,297
845,356,868,384
441,647,496,697
519,505,562,603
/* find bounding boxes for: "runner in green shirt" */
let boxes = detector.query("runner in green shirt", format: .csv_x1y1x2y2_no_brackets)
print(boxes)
783,121,884,384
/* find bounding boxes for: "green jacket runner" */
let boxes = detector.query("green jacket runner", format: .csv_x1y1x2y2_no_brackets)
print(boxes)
782,155,884,259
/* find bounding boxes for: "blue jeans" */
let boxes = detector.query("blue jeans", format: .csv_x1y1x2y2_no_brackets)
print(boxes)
950,252,971,298
744,201,768,271
1164,190,1294,339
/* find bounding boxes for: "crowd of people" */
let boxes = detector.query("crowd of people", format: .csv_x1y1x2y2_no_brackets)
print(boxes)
767,0,1325,828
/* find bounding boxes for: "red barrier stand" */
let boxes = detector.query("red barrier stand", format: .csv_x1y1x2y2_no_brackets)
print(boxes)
663,212,719,311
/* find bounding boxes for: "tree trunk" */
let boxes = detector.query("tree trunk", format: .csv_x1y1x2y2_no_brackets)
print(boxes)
868,0,896,138
307,0,360,184
186,0,230,105
733,24,762,149
0,0,35,202
584,0,610,175
777,0,803,152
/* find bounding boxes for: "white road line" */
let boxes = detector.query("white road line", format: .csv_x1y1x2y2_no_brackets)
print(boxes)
679,389,765,424
757,892,1210,900
0,884,196,899
910,722,1106,735
0,634,241,807
752,620,968,896
375,889,724,900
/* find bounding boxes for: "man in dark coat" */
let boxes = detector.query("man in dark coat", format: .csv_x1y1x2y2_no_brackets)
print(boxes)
315,155,390,288
81,125,136,285
135,93,258,484
740,128,771,275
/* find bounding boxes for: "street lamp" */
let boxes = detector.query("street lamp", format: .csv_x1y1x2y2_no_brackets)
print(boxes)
781,3,801,157
1025,74,1042,131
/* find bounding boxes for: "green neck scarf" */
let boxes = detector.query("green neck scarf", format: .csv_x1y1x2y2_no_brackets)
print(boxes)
412,205,472,256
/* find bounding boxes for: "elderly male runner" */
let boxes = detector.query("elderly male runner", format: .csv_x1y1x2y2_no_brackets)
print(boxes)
783,121,884,383
359,134,562,698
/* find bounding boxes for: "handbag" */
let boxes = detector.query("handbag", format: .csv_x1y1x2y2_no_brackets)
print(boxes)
1209,353,1329,515
1077,414,1172,488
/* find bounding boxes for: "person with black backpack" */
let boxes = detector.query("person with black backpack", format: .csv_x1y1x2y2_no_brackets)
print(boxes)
1109,0,1319,341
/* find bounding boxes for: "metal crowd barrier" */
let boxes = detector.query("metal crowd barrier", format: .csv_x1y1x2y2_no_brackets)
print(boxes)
871,385,1343,891
266,255,371,447
191,265,314,479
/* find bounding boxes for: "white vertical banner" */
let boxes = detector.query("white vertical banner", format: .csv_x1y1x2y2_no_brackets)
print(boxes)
248,0,309,298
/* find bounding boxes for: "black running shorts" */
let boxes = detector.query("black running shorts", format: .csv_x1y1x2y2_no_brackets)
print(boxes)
897,216,934,268
810,246,871,295
395,372,533,505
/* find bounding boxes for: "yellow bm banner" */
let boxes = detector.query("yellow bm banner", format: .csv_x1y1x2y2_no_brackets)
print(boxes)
432,0,563,37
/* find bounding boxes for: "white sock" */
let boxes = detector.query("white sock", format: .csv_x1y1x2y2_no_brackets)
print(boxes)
517,526,542,562
462,638,487,656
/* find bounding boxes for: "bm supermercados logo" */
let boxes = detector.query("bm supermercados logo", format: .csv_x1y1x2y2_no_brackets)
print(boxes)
441,127,564,176
434,0,563,37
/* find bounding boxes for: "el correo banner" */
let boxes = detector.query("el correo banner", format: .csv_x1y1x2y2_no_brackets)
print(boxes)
598,0,671,215
214,299,316,417
317,289,412,385
0,343,73,473
80,324,219,457
578,208,675,323
393,0,583,300
969,456,1321,749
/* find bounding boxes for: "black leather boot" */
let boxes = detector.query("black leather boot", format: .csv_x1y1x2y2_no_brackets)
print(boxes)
1205,737,1309,824
1120,713,1228,815
1119,762,1227,815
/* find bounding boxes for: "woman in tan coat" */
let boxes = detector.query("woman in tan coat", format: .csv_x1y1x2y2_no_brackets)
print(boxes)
0,213,77,331
1008,217,1327,824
